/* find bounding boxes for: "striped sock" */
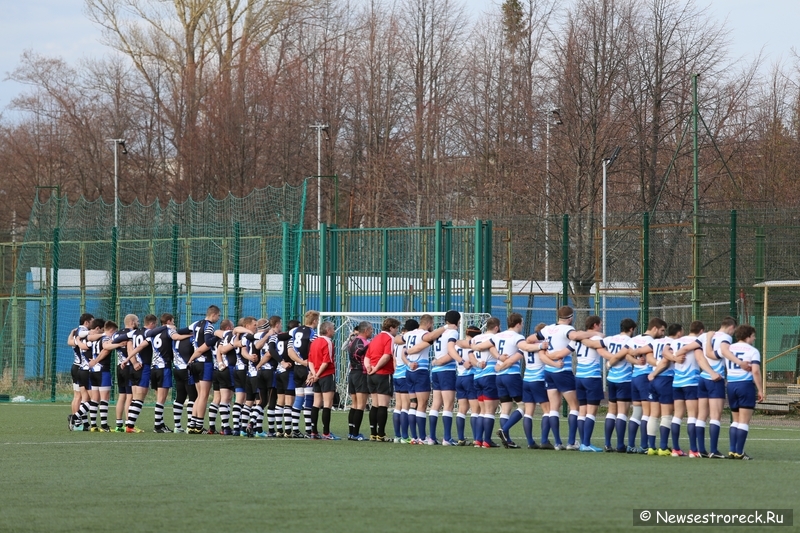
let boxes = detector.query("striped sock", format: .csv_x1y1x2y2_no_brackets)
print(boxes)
126,400,143,428
220,403,230,429
253,405,264,432
233,403,242,430
154,402,164,427
173,402,183,428
99,401,109,428
291,407,301,432
267,408,276,433
89,401,98,427
241,404,252,428
185,401,195,427
208,403,219,431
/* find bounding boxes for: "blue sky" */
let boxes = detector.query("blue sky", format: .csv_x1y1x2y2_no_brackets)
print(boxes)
1,0,798,114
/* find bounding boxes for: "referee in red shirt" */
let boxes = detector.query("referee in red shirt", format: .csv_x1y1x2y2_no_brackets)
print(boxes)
307,321,339,439
364,317,401,441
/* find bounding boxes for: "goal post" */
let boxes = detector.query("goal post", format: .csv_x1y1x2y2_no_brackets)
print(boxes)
319,311,492,409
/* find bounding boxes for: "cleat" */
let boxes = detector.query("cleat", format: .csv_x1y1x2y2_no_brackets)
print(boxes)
187,428,200,434
90,426,101,432
207,429,218,435
539,442,555,450
637,447,647,454
554,444,566,451
671,449,687,457
266,432,277,438
232,430,241,437
370,435,378,441
473,440,483,448
245,426,255,438
482,440,500,448
255,431,267,438
68,415,74,431
604,445,614,452
506,441,520,449
393,437,401,443
647,448,658,456
72,424,84,432
657,448,672,457
424,437,439,445
309,432,321,440
174,427,185,434
728,452,736,459
99,426,112,432
125,426,144,433
400,437,412,444
579,444,588,451
379,436,393,442
740,453,753,460
566,444,580,451
688,451,701,458
114,426,125,433
497,429,510,448
708,452,726,459
442,439,453,446
82,424,90,432
456,439,469,447
587,445,604,452
322,433,342,440
626,446,636,454
290,431,305,439
221,428,232,436
527,442,540,450
153,425,171,434
616,446,627,453
699,451,709,458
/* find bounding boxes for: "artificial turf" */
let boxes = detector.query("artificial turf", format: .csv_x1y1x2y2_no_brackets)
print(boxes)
1,403,798,533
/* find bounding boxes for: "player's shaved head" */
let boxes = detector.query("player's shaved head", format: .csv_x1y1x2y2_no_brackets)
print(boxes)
124,314,138,328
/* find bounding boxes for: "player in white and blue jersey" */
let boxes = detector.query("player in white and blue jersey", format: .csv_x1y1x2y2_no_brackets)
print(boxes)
399,314,442,444
638,323,682,455
535,306,596,450
624,317,666,453
582,318,635,452
455,326,482,445
458,317,501,447
424,310,460,445
573,315,606,452
494,313,526,449
517,325,550,449
667,321,703,457
726,325,764,460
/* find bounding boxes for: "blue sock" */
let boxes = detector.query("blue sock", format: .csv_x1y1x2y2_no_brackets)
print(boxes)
671,422,681,450
456,414,466,441
416,414,427,440
729,423,738,453
577,416,585,444
709,421,721,454
628,419,639,448
648,434,656,449
604,415,615,448
567,411,579,445
584,415,596,446
659,424,670,450
696,422,707,453
483,416,495,443
393,411,401,438
304,394,313,410
428,411,439,441
523,415,534,446
503,409,523,435
292,395,304,410
442,412,453,442
615,416,627,449
687,419,697,452
474,415,483,442
736,424,749,455
550,414,562,445
400,411,409,439
409,411,418,440
541,415,550,443
642,418,650,449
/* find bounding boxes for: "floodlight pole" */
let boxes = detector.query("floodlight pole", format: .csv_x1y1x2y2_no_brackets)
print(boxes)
544,108,562,282
106,138,125,228
310,124,329,228
602,147,620,333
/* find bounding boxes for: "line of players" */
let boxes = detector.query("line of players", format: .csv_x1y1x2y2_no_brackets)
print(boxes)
67,305,764,459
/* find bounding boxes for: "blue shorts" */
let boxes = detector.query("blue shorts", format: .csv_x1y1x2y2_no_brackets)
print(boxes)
393,377,409,394
431,370,456,392
607,381,631,402
496,373,523,401
522,381,548,404
698,377,725,399
672,385,698,401
631,374,650,402
138,365,152,388
475,375,498,401
728,381,756,410
100,371,112,388
405,369,431,394
456,375,475,400
544,371,575,393
649,375,674,404
576,377,604,405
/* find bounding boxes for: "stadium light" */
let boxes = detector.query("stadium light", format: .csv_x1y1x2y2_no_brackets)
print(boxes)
545,108,562,281
602,146,621,331
309,124,330,228
106,138,127,228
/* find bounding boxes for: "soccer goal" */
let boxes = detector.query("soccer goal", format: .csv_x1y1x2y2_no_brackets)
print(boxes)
319,311,492,409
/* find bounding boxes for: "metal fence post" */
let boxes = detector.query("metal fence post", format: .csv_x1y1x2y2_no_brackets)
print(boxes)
642,212,650,326
562,215,569,308
434,221,442,313
234,222,241,322
730,210,737,319
320,223,328,313
330,225,338,313
444,222,452,310
50,227,59,402
754,226,765,357
381,228,388,313
172,224,179,319
474,220,483,313
282,222,290,320
110,226,118,321
484,221,493,314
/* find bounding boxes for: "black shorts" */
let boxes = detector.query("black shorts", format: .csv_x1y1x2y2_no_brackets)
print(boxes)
348,371,369,395
234,369,248,392
246,375,258,402
313,374,336,394
190,361,206,383
367,374,392,396
150,367,172,390
216,368,234,391
257,370,274,398
276,371,294,395
89,372,103,388
173,367,190,386
293,366,309,387
117,365,132,395
71,365,80,385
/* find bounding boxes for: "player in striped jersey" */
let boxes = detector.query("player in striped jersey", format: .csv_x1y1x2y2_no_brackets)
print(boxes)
170,320,197,433
458,317,501,448
75,318,105,431
145,313,191,433
111,314,138,431
85,318,114,431
124,314,159,433
233,317,260,436
536,306,596,450
399,314,442,444
494,313,526,449
67,313,93,431
273,319,299,437
665,321,703,457
209,320,235,434
573,315,606,452
454,326,482,445
623,317,666,453
393,321,414,443
253,317,280,437
517,329,551,449
726,325,764,460
187,305,221,433
288,310,319,438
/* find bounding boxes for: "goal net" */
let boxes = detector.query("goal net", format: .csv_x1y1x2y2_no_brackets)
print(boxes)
320,311,492,409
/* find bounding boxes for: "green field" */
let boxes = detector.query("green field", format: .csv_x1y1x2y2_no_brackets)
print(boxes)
1,404,798,533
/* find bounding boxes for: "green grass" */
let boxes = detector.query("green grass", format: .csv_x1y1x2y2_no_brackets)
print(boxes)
1,404,798,533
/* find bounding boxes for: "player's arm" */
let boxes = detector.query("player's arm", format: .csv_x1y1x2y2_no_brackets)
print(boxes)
642,345,658,368
694,347,722,381
518,340,548,353
567,330,596,342
674,340,700,357
422,326,446,344
496,351,522,371
751,361,764,402
648,352,670,380
287,344,307,366
445,341,461,365
371,347,392,373
538,350,563,368
146,325,168,338
546,346,572,361
717,342,751,372
407,339,432,355
255,332,272,351
458,338,493,351
67,328,77,347
663,344,684,364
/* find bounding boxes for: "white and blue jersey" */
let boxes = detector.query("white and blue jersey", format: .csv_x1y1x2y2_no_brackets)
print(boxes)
627,334,654,378
726,342,760,383
649,338,674,377
455,344,474,376
522,348,545,382
538,324,575,374
700,331,731,380
603,333,632,383
493,330,525,375
472,333,496,379
392,341,407,380
431,328,459,373
403,329,431,372
191,320,216,363
671,334,699,387
574,335,603,379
